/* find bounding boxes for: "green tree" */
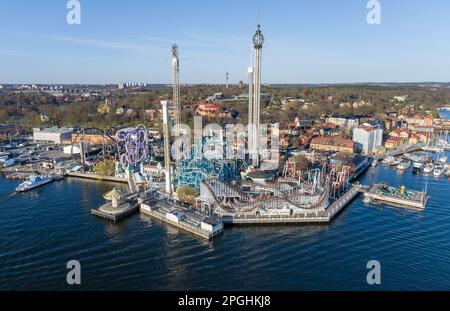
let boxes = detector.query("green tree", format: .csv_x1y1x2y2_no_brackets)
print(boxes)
176,185,198,205
93,159,116,176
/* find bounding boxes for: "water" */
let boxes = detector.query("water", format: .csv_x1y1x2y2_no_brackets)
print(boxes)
0,157,449,291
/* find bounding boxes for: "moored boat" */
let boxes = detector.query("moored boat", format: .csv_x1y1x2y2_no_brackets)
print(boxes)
423,163,435,174
433,165,445,177
397,160,411,170
15,175,53,192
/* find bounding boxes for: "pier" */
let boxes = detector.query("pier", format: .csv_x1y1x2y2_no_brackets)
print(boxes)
141,198,224,240
67,172,128,183
91,190,143,222
363,183,428,209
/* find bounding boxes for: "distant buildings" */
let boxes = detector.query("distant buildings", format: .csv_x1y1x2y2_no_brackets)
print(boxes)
310,136,355,154
352,124,383,154
325,117,359,129
33,127,74,144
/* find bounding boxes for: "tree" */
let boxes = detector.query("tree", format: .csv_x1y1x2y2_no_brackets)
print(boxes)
291,155,310,172
176,185,198,205
93,159,116,176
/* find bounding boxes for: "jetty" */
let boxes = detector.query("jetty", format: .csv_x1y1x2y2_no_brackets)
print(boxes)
140,195,223,240
67,172,128,183
363,183,428,209
91,188,142,222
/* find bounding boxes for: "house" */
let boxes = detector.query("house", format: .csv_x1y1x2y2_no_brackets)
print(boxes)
389,129,411,139
385,137,404,149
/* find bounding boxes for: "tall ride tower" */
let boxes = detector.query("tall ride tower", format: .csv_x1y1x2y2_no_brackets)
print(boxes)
161,100,172,194
250,24,264,167
172,44,181,162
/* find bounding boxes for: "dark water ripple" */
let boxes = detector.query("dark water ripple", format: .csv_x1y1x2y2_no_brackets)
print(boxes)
1,152,450,290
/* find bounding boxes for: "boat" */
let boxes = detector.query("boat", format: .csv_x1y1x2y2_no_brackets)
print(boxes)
413,161,424,170
433,165,445,177
438,157,448,165
371,159,379,167
397,160,411,170
15,175,53,192
423,163,435,174
382,156,395,165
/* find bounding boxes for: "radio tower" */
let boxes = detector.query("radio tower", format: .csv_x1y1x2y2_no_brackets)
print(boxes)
226,71,229,89
172,43,181,162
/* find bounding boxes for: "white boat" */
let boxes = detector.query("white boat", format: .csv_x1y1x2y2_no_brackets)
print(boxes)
413,161,424,170
397,160,411,170
372,159,379,167
15,175,53,192
382,156,395,165
423,163,435,174
433,165,445,177
438,157,448,165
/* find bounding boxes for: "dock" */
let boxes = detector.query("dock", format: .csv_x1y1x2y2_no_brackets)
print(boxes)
91,191,143,222
67,172,128,183
140,198,223,241
363,183,428,209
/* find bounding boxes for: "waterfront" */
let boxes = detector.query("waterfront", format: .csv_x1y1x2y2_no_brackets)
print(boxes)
1,155,449,291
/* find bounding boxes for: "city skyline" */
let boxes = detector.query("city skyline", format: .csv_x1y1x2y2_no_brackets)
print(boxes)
1,0,450,84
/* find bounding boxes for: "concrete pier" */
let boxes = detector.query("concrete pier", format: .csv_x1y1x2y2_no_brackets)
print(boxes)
141,199,223,240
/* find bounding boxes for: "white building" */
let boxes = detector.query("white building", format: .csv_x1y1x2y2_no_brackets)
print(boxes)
326,117,359,129
33,127,74,144
352,124,383,154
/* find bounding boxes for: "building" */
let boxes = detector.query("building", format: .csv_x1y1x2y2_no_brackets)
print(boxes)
33,127,74,144
388,129,412,139
325,117,359,129
385,136,404,149
310,136,355,154
196,103,221,117
352,124,383,154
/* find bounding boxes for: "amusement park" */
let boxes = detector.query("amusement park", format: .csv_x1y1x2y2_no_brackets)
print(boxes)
78,26,363,238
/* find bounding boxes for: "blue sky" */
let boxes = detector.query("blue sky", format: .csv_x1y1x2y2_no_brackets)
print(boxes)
0,0,449,84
